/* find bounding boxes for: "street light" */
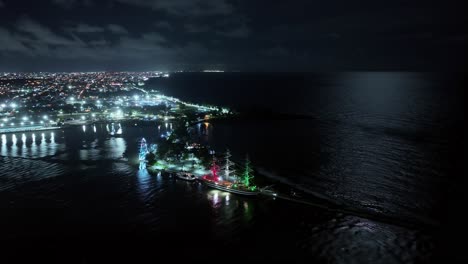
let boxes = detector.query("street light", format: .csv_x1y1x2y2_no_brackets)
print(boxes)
43,115,48,120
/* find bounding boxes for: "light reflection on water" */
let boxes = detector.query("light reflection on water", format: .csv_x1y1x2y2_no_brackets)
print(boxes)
0,123,133,160
105,137,126,159
3,72,448,261
1,135,5,153
207,190,223,209
137,167,152,203
0,120,438,262
0,131,59,158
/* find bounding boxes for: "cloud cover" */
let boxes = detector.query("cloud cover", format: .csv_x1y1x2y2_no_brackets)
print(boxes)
0,0,466,71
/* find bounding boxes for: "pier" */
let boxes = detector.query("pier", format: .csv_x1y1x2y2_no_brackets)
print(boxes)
0,125,61,134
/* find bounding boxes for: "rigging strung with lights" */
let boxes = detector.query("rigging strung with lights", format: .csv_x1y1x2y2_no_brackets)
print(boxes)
242,155,254,188
139,137,148,170
219,149,236,182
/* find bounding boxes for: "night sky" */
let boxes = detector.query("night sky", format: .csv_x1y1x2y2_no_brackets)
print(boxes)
0,0,466,72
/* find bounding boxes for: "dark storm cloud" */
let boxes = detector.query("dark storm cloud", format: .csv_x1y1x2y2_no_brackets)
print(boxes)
184,23,210,34
0,13,216,71
114,0,233,17
217,24,250,38
51,0,93,8
51,0,75,8
0,27,30,52
107,24,128,35
0,0,466,71
88,39,109,47
69,23,105,33
67,23,128,35
155,21,173,31
16,16,82,46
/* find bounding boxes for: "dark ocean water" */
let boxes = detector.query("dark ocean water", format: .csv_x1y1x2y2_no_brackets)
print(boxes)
0,72,465,263
153,72,464,222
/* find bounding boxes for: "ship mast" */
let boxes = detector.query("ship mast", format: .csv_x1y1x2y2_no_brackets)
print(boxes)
220,149,236,182
210,158,220,182
242,155,254,187
139,138,148,170
139,138,148,161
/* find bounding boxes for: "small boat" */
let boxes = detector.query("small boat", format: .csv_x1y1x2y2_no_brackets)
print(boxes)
259,185,278,197
176,172,197,181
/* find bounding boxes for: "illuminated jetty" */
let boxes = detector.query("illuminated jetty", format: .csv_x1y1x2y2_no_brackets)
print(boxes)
0,125,61,134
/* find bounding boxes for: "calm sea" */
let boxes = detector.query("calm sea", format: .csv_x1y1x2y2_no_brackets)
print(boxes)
0,72,465,263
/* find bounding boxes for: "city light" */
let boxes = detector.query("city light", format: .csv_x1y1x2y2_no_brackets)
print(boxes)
0,71,232,153
114,109,123,118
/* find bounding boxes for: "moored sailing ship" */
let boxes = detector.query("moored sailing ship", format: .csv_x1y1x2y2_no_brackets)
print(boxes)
201,150,258,196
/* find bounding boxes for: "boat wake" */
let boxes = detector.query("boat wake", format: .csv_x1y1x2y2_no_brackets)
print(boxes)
256,167,334,202
256,167,439,230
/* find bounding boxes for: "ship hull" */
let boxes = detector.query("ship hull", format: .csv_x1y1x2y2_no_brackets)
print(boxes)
202,180,258,196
